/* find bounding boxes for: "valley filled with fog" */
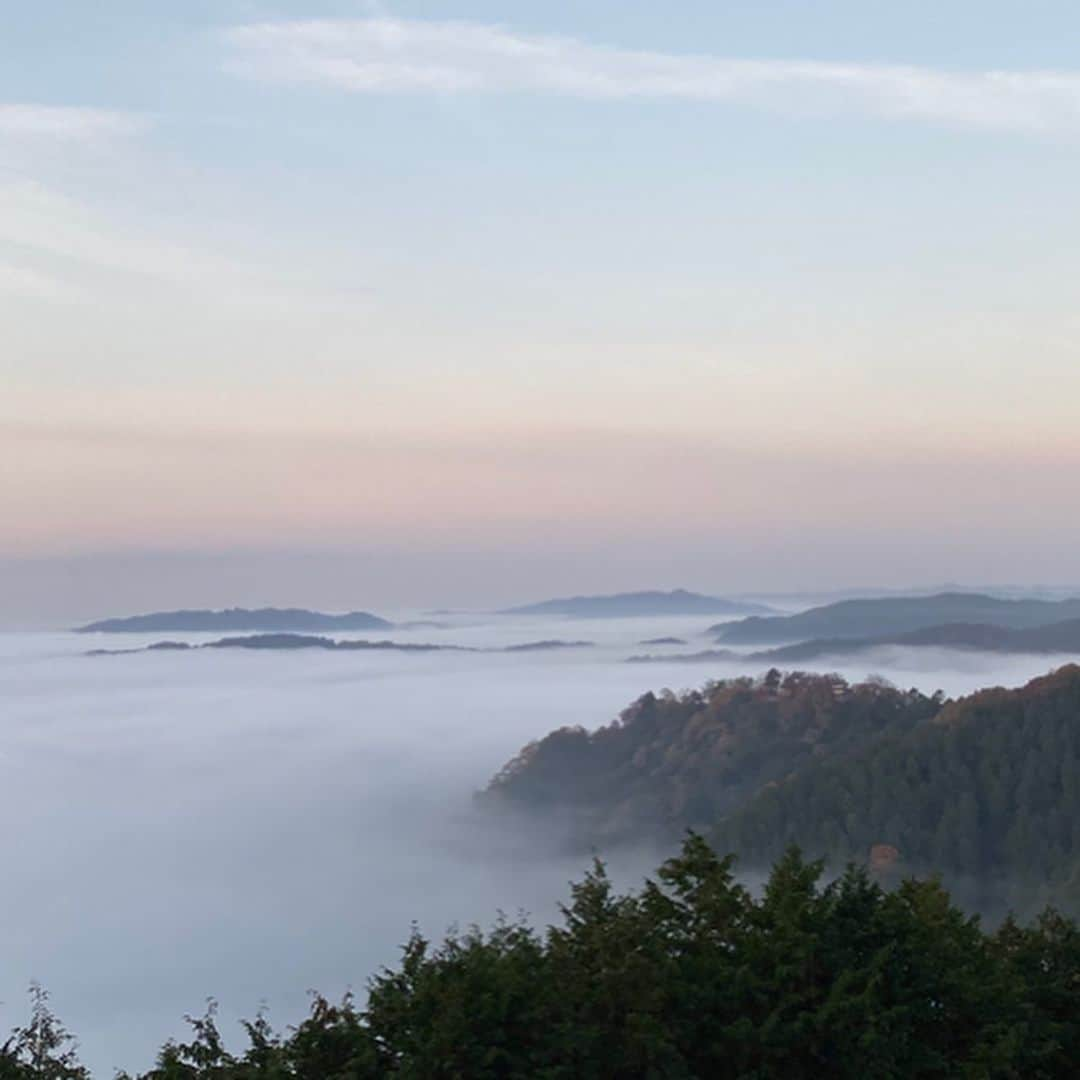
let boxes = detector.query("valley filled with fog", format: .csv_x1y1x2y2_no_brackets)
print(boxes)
1,612,1075,1074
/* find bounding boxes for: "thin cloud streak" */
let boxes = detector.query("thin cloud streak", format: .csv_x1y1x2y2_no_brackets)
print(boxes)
0,104,146,139
0,181,374,314
223,17,1080,133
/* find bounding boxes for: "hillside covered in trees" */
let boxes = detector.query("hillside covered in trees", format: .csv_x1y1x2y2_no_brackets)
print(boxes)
7,836,1080,1078
484,671,943,846
487,666,1080,916
715,665,1080,914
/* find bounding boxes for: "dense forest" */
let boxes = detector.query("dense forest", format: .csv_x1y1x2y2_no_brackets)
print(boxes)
6,836,1080,1078
487,666,1080,916
484,671,943,845
715,665,1080,915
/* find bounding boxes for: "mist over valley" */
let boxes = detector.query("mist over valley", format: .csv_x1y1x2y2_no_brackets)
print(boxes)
7,4,1080,1069
4,595,1080,1072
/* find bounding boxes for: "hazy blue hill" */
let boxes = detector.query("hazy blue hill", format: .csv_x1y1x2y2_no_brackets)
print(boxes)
76,607,393,633
712,591,1080,644
502,639,594,652
208,633,447,652
501,588,773,618
88,634,594,656
747,618,1080,662
627,647,737,663
89,633,448,654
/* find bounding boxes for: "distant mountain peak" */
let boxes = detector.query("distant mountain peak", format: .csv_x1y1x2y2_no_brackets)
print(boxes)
76,607,393,633
501,589,774,618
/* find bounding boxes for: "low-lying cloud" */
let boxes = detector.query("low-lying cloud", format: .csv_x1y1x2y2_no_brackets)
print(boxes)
1,617,1071,1074
224,17,1080,134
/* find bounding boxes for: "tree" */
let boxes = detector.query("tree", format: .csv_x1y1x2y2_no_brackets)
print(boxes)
0,984,88,1080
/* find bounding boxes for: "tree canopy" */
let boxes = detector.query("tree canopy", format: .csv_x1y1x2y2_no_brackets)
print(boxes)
6,835,1080,1078
489,665,1080,916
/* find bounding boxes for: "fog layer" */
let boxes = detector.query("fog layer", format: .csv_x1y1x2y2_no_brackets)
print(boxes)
0,616,1070,1074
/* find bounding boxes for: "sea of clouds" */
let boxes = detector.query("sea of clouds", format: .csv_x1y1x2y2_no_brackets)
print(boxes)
0,613,1073,1074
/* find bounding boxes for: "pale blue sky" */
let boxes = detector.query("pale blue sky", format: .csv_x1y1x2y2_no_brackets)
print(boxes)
3,3,1080,617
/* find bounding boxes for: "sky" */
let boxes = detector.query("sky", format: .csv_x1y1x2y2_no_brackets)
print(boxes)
3,1,1080,622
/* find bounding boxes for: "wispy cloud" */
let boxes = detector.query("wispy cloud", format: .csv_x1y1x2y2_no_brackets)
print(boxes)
0,104,146,140
223,17,1080,133
0,180,374,315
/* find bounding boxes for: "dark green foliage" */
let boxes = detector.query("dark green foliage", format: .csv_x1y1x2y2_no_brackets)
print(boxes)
0,985,88,1080
11,836,1080,1077
115,997,377,1080
489,664,1080,917
484,671,941,844
714,665,1080,915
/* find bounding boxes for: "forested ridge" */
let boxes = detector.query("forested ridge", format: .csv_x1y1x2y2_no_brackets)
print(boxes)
711,592,1080,644
715,665,1080,914
488,665,1080,916
485,671,943,845
743,617,1080,662
7,836,1080,1078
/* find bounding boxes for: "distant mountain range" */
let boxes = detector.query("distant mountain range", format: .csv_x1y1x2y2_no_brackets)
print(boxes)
746,618,1080,662
732,583,1080,605
502,589,773,618
711,592,1080,645
76,607,393,634
630,617,1080,664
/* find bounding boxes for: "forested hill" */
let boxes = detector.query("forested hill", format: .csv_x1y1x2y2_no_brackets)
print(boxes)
483,672,942,844
714,664,1080,913
488,664,1080,917
712,592,1080,644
